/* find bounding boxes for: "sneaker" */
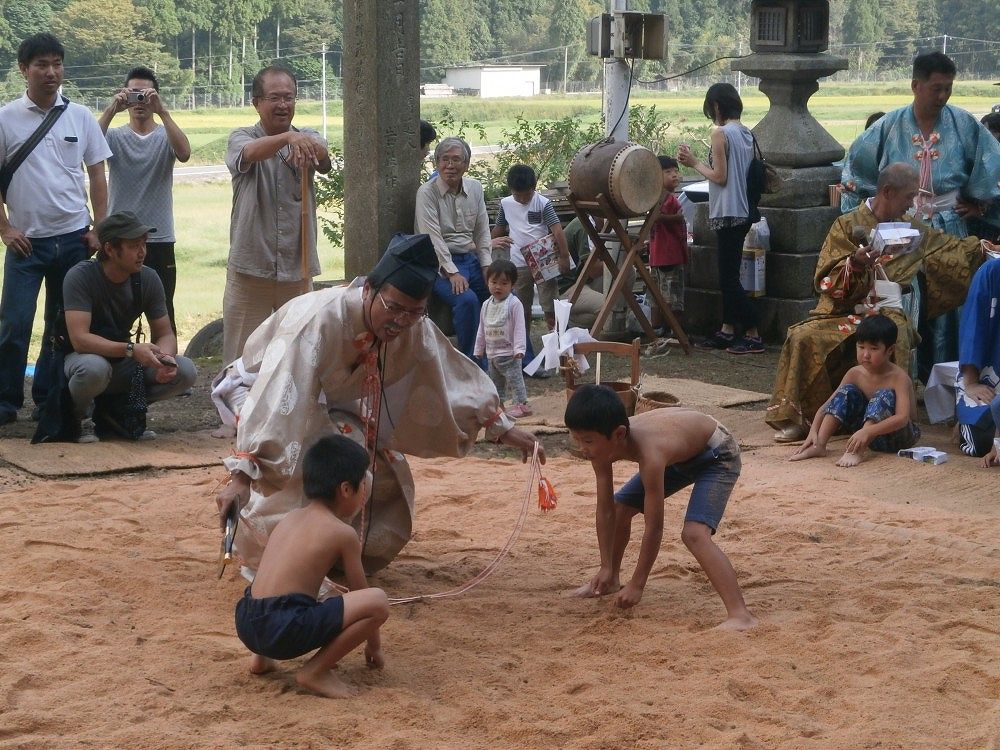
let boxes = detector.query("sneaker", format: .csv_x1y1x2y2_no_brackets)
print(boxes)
642,339,672,359
78,418,100,444
506,404,533,418
726,336,766,355
696,331,735,350
139,429,157,441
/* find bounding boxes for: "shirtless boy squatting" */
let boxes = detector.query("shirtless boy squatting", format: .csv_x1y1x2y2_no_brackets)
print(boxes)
790,314,919,467
234,434,389,698
564,384,757,630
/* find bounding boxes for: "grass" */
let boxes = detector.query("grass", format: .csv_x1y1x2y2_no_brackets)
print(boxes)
2,80,997,362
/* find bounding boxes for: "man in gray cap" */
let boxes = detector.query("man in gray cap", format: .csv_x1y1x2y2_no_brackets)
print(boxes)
215,233,544,575
61,211,197,442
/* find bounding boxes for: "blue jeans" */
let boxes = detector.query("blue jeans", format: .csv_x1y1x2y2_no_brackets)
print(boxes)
0,229,88,416
432,252,489,366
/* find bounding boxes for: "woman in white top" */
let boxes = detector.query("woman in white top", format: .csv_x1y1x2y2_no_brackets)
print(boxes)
678,83,764,355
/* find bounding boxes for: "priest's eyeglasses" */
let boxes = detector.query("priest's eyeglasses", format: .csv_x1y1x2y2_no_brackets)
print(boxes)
377,292,427,323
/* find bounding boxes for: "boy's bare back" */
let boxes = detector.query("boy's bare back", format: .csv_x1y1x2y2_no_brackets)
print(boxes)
250,503,359,600
625,408,719,470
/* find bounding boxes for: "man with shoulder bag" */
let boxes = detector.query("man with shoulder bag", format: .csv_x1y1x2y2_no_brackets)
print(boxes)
60,212,197,443
0,33,112,426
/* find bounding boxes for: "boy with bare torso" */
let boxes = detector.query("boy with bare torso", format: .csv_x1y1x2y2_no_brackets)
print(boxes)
565,384,757,630
234,434,389,698
791,314,919,467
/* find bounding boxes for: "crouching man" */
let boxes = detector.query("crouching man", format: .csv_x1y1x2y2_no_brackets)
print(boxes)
63,211,197,442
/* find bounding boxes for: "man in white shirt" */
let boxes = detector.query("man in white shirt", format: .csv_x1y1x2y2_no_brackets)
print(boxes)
0,33,111,426
99,65,191,333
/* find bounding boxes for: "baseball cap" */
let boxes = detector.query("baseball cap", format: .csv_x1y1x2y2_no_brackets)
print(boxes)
96,211,155,245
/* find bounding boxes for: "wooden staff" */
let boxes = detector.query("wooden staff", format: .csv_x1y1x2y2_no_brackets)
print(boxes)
300,165,310,294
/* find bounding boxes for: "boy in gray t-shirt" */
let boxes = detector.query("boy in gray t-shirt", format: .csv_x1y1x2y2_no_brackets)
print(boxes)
99,65,191,332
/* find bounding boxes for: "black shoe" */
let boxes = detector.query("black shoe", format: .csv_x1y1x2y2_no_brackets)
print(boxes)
696,331,735,350
726,336,766,355
0,411,15,426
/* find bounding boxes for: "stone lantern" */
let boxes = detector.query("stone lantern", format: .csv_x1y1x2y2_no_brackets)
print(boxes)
750,0,829,54
686,0,850,339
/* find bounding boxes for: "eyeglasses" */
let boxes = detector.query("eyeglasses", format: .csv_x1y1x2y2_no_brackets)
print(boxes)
438,155,466,166
377,292,427,323
261,95,296,104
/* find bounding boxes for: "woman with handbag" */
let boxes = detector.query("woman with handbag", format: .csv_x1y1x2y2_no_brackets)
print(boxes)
678,82,764,355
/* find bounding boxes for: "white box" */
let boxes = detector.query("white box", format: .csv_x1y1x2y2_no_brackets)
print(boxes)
740,248,765,298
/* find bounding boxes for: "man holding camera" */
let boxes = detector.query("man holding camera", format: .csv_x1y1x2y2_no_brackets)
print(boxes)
99,66,191,334
62,212,197,443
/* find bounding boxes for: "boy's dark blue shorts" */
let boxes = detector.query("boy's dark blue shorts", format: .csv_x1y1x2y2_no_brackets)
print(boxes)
235,587,345,660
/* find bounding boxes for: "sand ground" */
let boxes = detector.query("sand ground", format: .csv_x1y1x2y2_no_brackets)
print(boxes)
1,394,997,749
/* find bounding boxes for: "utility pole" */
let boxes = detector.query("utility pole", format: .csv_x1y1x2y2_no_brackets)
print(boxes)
604,0,629,141
321,43,328,140
563,45,568,93
942,34,948,54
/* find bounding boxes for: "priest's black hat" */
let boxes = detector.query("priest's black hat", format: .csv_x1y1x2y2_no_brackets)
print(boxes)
368,233,439,300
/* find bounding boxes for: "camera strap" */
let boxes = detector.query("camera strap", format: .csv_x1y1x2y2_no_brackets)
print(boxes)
0,94,70,201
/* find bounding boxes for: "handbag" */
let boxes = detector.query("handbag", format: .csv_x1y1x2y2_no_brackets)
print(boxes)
745,133,781,223
855,262,903,314
0,95,69,200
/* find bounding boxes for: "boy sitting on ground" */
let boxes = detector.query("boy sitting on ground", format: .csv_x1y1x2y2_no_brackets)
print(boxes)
790,314,919,467
234,434,389,698
565,384,757,630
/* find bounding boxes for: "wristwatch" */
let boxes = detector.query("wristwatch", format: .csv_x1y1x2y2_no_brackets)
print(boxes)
125,342,135,358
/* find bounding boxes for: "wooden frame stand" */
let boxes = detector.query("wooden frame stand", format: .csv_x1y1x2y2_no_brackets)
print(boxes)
564,192,691,354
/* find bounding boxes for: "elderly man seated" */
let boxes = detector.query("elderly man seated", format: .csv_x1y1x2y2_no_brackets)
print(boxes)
62,212,197,442
767,163,997,442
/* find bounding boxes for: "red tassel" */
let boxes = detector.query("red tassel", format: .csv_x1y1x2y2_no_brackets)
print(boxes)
538,477,557,511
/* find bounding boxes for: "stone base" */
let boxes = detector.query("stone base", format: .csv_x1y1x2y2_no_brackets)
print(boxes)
760,165,843,209
684,288,815,343
688,245,818,300
692,204,840,254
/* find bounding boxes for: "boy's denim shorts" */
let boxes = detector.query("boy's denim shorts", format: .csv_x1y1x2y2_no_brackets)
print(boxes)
235,587,344,660
614,425,740,533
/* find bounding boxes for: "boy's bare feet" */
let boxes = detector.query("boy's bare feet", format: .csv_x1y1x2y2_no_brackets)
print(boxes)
836,451,862,467
249,654,276,674
296,668,356,699
714,612,760,632
789,444,827,461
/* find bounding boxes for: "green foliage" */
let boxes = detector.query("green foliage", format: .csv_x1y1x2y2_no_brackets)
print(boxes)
315,146,345,247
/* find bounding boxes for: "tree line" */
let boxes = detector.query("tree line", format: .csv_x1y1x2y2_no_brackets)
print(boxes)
0,0,995,104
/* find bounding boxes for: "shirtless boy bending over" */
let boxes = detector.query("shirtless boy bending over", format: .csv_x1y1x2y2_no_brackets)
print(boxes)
565,384,757,630
790,314,919,467
234,434,389,698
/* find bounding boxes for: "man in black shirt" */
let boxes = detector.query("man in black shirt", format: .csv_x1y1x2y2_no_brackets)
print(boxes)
62,211,196,442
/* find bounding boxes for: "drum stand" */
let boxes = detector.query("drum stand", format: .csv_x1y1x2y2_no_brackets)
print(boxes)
565,192,691,354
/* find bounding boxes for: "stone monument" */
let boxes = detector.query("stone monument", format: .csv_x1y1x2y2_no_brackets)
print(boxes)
685,0,848,340
342,0,421,278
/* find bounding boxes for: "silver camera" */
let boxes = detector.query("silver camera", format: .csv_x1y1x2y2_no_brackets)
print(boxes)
126,89,147,104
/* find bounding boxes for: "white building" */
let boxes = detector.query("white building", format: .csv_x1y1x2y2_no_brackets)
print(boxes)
443,65,544,98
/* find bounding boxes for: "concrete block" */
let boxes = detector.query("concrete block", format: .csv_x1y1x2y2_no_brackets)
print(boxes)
760,206,840,254
766,251,818,299
684,288,816,343
760,165,843,208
